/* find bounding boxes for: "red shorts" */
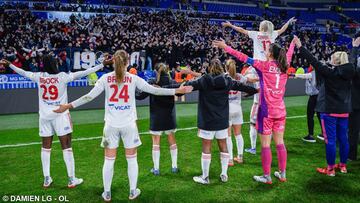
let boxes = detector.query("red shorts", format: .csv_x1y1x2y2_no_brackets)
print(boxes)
256,117,286,136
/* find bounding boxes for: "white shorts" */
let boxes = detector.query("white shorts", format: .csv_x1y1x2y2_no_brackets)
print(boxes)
39,113,73,137
229,111,243,126
149,129,176,136
101,122,142,149
198,128,228,140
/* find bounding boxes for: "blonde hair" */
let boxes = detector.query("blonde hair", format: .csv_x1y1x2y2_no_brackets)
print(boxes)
156,63,168,83
113,50,129,83
225,59,236,79
259,20,274,35
209,59,224,75
331,51,349,66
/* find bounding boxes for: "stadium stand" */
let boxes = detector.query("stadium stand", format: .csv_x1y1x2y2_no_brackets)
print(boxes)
0,0,358,90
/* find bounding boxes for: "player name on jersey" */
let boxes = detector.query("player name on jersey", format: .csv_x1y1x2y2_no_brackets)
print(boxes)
107,75,132,84
40,77,60,84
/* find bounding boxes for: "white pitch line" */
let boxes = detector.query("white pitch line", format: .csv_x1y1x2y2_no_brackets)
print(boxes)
0,115,306,149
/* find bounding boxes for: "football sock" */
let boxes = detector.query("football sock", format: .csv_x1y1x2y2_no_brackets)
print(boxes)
170,144,178,168
62,148,75,178
201,153,211,178
152,145,160,170
41,148,51,177
103,156,115,192
126,153,138,191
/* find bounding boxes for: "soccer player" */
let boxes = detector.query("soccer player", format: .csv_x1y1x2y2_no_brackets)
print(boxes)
225,59,250,165
213,35,295,184
186,59,258,184
52,50,192,201
294,37,355,176
0,55,107,188
136,63,180,175
222,17,296,155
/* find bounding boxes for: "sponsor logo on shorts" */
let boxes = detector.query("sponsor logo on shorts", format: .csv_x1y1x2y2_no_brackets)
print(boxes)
108,104,131,111
134,138,139,143
64,126,70,131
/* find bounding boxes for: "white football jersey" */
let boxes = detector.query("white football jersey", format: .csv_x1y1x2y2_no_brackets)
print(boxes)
248,31,279,61
243,66,260,103
228,73,244,113
9,64,104,120
71,72,175,128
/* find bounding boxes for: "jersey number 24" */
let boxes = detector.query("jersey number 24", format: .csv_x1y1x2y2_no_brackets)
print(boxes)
110,84,129,103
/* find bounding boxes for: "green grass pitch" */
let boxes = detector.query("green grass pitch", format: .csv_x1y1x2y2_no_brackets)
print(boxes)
0,96,359,202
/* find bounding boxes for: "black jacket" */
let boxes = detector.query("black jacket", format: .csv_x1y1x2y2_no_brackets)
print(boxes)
300,47,355,114
186,73,257,131
350,46,360,110
136,73,179,131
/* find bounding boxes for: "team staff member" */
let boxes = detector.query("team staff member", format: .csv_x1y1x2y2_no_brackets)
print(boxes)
295,37,355,176
349,37,360,161
294,68,323,142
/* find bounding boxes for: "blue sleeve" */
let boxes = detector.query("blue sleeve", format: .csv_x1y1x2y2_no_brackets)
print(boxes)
246,57,255,66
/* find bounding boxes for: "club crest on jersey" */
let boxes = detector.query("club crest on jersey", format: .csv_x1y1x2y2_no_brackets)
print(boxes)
108,104,131,110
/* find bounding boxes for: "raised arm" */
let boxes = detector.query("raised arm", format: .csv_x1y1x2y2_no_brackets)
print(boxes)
286,39,296,64
68,64,104,81
68,55,113,81
1,60,36,81
212,40,267,73
22,47,32,53
277,17,297,36
351,38,360,77
222,21,249,36
293,37,334,78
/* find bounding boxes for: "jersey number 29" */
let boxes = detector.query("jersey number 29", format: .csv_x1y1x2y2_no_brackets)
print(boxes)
110,84,129,103
40,85,58,100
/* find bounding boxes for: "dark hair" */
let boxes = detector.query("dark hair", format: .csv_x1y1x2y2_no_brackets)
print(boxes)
269,43,287,73
43,54,59,74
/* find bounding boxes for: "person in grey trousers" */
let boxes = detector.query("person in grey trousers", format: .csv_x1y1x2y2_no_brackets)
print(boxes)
295,68,324,142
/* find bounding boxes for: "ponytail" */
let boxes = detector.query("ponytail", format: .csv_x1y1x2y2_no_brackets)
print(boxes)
113,50,129,84
225,59,237,79
270,43,288,73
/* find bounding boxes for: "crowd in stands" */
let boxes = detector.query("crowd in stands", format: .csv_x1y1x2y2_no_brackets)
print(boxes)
0,2,354,77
